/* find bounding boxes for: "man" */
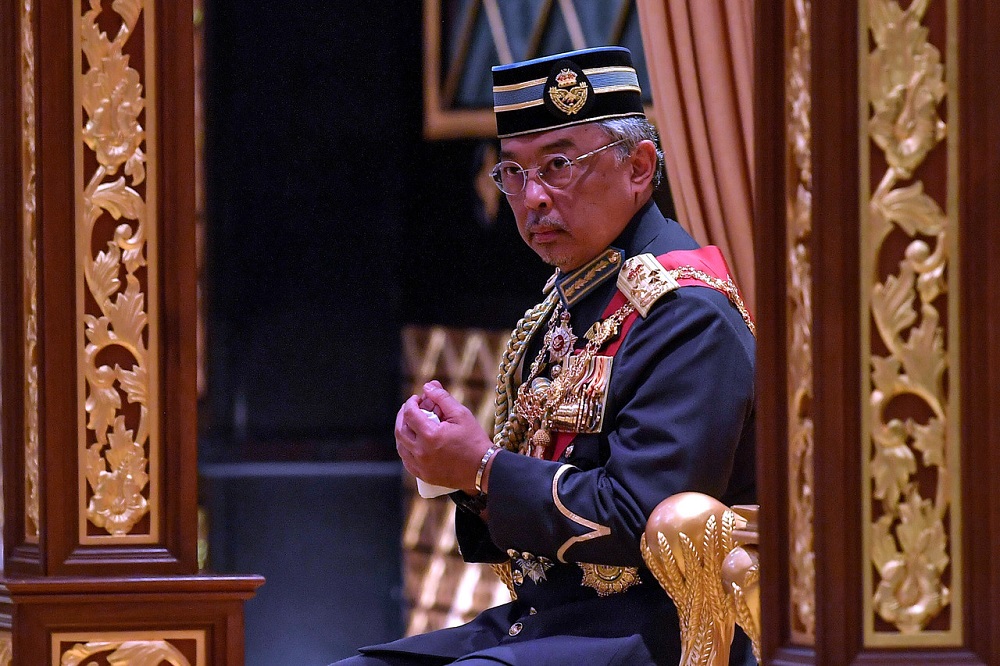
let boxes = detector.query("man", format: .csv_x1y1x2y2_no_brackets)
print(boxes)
337,46,756,665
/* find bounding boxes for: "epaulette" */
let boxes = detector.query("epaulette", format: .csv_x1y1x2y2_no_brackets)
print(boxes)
616,253,681,317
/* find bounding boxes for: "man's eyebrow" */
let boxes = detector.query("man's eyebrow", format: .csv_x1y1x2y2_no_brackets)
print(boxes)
499,138,577,160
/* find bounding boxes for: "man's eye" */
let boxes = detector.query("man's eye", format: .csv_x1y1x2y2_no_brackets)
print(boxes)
546,156,572,172
500,164,522,176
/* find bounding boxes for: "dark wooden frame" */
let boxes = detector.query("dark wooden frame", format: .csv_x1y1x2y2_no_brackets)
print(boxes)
755,1,1000,663
6,576,260,664
957,2,1000,661
1,0,262,660
1,0,199,577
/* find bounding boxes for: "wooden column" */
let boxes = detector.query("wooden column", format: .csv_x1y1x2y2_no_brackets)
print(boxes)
755,1,1000,663
0,0,262,663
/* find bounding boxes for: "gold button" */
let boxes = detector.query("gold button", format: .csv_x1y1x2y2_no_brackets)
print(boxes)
508,622,523,636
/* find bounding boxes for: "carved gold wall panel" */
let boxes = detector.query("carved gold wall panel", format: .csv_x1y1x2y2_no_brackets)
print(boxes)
21,0,41,543
52,631,204,666
861,0,961,646
785,0,815,644
75,0,160,544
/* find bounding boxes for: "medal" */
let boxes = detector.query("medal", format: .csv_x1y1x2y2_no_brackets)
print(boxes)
544,310,576,364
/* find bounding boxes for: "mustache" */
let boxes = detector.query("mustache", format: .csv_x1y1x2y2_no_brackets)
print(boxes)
524,215,567,233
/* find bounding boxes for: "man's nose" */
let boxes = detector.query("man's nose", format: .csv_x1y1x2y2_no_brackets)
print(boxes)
521,173,552,210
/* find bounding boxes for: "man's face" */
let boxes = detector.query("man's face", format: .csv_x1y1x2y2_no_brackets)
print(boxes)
499,123,639,272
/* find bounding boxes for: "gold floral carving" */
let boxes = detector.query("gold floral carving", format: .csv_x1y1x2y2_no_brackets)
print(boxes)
61,640,192,666
642,493,760,666
864,0,959,641
22,0,41,542
786,0,815,643
78,0,158,539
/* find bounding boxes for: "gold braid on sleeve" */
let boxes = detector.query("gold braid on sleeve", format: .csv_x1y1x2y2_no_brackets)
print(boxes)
492,292,559,454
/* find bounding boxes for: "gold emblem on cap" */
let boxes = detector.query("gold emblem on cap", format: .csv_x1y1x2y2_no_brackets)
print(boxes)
555,68,577,86
548,68,589,115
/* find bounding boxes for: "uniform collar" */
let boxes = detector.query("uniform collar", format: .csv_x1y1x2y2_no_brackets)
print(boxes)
554,248,624,308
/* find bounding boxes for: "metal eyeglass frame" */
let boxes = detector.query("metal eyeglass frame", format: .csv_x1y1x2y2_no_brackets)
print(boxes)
490,139,628,195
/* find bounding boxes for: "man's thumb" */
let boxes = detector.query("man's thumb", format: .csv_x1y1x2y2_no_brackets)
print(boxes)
423,383,463,417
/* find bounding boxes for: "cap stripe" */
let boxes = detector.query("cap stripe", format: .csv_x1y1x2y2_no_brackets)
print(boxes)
588,68,640,89
493,76,548,93
583,66,636,76
493,98,545,113
493,68,640,112
493,82,547,108
593,84,642,95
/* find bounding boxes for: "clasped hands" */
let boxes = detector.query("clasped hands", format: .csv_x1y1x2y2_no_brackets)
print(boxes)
395,380,495,495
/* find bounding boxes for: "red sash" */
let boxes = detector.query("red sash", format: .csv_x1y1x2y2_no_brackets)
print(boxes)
548,246,746,461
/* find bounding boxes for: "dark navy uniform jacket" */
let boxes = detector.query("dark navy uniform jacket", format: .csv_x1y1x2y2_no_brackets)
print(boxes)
362,202,757,665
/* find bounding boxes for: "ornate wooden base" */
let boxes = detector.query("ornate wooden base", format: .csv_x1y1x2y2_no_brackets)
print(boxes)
0,574,263,666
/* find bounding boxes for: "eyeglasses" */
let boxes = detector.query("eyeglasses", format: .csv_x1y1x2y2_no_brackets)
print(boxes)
490,139,628,196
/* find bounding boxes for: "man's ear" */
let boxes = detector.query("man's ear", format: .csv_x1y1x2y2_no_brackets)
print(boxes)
629,140,659,191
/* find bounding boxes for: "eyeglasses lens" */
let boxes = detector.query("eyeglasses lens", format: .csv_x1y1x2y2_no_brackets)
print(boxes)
491,155,574,195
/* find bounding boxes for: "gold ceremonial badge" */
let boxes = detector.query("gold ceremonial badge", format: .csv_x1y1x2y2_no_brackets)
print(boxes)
578,563,641,597
548,68,589,115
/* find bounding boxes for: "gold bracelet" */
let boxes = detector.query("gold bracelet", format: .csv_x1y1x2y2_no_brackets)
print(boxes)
475,443,503,494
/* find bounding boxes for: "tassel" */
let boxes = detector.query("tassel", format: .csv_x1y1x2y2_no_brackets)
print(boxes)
530,427,551,459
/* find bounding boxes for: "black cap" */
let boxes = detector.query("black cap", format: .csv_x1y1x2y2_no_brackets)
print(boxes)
492,46,645,139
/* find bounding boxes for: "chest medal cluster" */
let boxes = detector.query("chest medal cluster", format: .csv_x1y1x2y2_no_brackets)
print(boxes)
512,303,623,460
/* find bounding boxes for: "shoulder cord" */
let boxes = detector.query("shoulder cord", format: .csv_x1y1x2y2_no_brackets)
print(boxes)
491,292,559,452
669,266,756,337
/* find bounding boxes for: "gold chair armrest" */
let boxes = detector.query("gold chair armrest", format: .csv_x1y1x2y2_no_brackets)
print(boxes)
640,493,761,665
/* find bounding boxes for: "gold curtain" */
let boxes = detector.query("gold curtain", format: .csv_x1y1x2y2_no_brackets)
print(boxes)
637,0,756,311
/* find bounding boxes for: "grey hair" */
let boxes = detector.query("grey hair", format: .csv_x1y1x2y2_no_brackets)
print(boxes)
595,116,666,188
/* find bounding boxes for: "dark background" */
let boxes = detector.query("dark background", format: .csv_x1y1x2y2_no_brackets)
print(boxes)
201,1,550,463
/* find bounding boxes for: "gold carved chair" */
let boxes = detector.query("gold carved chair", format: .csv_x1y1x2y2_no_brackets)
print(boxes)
642,493,762,665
